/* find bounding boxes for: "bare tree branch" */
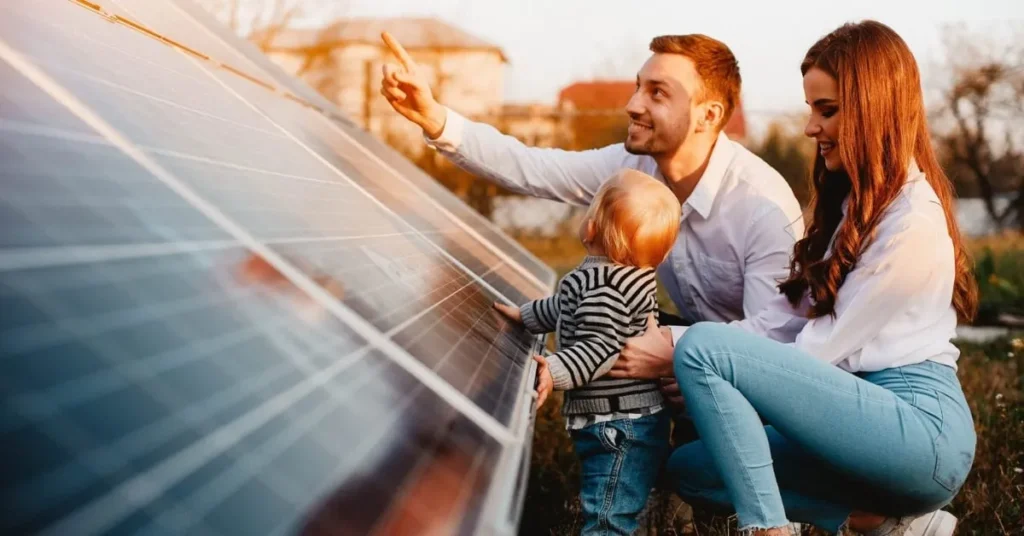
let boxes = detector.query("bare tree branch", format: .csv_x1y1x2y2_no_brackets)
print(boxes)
935,23,1024,228
195,0,346,45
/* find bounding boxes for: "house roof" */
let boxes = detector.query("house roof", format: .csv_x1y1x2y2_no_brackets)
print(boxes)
259,17,508,62
558,80,748,140
557,81,636,111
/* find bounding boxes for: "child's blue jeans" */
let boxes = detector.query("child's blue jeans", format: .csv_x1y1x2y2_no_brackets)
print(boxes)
570,410,671,535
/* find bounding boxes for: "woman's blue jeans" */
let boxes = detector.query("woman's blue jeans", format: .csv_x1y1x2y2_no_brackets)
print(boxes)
666,323,976,532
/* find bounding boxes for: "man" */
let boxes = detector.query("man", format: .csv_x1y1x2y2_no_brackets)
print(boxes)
379,31,803,385
381,31,805,535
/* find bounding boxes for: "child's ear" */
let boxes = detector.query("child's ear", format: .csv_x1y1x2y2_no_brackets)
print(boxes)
585,218,597,244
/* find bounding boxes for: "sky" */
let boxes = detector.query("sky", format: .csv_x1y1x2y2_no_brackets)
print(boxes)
292,0,1023,133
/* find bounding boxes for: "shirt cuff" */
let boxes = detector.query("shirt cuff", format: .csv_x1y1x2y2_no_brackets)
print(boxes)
544,356,575,391
422,106,465,152
519,303,544,334
669,325,689,345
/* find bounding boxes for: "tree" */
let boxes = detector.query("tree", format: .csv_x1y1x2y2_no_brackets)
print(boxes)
932,23,1024,229
195,0,343,51
752,117,814,207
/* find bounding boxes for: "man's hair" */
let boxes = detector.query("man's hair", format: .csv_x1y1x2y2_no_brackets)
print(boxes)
589,170,680,268
650,34,741,131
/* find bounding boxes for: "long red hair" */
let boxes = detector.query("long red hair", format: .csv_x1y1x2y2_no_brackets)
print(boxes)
778,20,977,321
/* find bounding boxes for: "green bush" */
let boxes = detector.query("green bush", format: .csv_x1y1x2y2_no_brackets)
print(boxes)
974,246,1024,325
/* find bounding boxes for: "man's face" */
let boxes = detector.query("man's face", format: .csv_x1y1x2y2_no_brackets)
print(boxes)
624,53,701,156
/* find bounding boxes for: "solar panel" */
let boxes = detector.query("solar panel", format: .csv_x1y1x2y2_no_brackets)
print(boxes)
117,0,555,291
0,1,555,535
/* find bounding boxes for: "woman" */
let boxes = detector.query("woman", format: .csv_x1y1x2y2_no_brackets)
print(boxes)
614,20,978,535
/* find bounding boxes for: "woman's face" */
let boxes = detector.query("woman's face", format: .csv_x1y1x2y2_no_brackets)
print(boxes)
803,66,842,172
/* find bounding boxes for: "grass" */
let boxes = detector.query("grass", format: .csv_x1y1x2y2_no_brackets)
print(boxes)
948,337,1024,534
515,233,1024,535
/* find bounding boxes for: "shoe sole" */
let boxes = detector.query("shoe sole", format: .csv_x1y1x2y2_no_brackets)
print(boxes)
919,511,958,536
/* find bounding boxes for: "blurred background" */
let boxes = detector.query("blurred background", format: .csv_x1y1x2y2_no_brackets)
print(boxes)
197,1,1022,533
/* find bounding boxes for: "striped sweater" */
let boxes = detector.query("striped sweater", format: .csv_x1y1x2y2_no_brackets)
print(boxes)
520,256,664,416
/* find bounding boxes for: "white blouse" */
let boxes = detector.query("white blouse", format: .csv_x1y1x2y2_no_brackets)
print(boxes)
730,167,962,372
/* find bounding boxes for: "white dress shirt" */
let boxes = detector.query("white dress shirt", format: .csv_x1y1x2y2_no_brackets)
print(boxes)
427,107,805,335
734,167,962,371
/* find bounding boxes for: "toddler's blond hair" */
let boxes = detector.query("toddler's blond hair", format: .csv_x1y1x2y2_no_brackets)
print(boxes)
585,169,681,268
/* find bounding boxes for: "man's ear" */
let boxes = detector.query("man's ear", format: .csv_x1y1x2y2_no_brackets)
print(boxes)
695,100,725,134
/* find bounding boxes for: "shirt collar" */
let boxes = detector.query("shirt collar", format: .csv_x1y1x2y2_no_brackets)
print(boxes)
580,255,613,268
682,131,735,220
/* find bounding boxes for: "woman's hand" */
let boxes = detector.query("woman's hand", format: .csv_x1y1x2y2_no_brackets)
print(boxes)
609,313,676,380
493,302,522,324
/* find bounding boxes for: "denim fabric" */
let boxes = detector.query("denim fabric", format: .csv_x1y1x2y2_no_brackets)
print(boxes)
571,411,672,535
666,322,976,532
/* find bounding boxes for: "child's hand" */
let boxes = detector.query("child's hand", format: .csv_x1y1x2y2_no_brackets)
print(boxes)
493,302,522,324
534,355,553,408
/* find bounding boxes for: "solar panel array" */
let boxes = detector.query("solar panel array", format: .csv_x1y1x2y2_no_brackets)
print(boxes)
0,1,555,535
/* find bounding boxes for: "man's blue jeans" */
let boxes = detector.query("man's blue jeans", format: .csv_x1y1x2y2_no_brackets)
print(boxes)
666,323,976,532
571,411,671,535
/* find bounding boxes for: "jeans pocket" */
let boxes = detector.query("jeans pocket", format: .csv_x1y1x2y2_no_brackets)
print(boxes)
931,392,975,493
597,420,632,453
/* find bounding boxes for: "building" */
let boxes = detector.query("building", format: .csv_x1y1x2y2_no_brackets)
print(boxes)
262,17,507,157
493,103,573,148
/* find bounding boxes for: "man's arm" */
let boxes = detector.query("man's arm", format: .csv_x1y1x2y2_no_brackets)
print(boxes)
427,108,633,205
740,204,801,319
609,313,675,380
661,204,801,345
700,204,806,344
379,32,631,206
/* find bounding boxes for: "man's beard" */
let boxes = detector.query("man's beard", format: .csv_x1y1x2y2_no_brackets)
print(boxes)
625,129,683,156
625,126,659,155
624,135,654,155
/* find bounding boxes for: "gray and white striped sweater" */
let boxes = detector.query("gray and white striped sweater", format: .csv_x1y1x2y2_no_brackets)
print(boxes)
520,256,664,416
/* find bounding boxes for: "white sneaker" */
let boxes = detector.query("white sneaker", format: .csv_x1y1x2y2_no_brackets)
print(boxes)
906,511,957,536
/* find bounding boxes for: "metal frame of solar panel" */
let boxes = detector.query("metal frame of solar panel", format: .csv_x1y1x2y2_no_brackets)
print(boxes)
0,1,556,535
